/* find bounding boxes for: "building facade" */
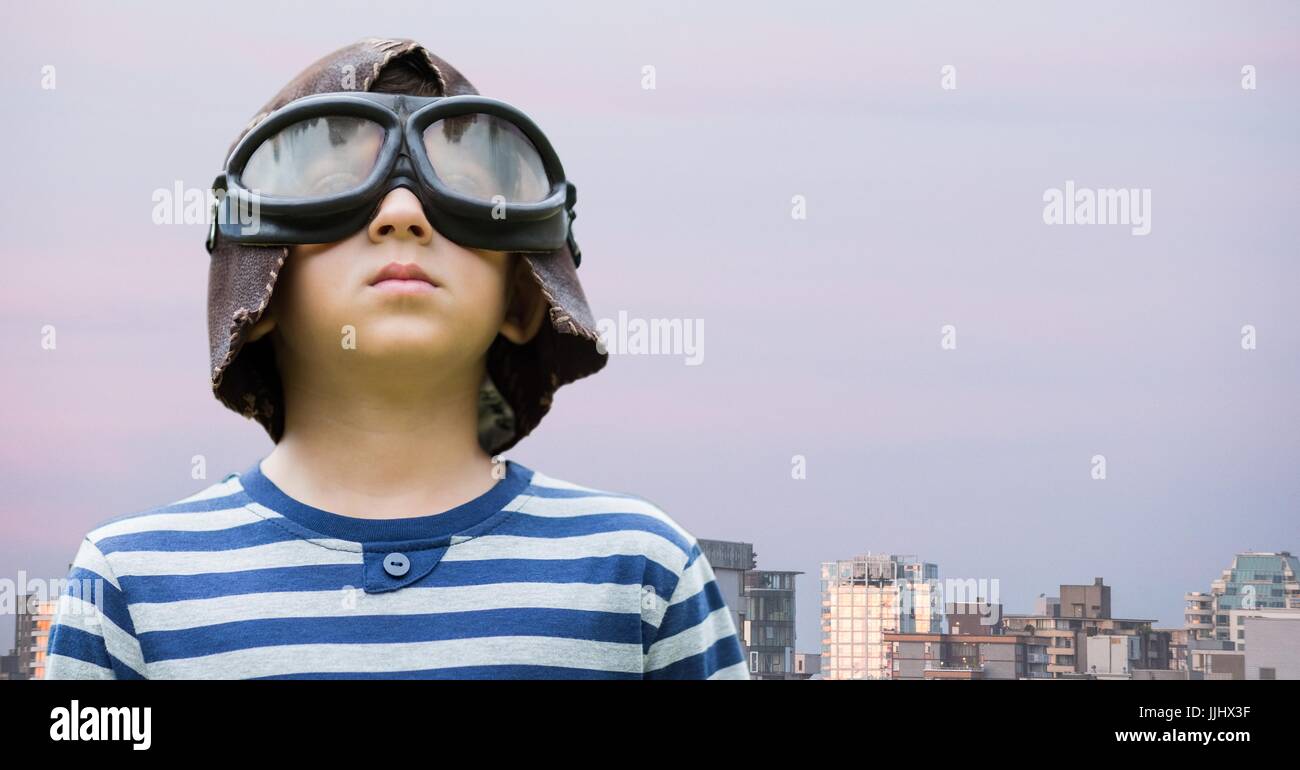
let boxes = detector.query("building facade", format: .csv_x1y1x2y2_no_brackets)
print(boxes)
886,631,1051,679
820,553,941,679
1205,552,1300,647
697,538,754,673
1243,616,1300,679
744,569,809,679
12,595,56,680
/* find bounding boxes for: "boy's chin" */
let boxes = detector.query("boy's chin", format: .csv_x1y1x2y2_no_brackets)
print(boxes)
347,320,485,363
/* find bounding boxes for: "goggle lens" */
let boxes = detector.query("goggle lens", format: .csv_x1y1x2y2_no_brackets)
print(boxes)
422,113,552,204
240,116,384,198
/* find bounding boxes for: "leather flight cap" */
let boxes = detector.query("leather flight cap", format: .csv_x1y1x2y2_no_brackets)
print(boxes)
206,37,607,453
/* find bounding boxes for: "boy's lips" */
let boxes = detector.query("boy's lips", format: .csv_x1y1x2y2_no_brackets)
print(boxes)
369,261,439,293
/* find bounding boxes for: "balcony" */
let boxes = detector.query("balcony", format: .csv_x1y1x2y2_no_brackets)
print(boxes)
924,662,984,673
923,663,984,680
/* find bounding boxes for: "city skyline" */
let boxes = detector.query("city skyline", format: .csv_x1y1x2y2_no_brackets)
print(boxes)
2,2,1297,662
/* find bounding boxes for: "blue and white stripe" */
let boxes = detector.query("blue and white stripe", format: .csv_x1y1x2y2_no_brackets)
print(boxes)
43,460,749,680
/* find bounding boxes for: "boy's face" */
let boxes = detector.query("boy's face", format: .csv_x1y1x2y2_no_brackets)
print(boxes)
247,186,545,379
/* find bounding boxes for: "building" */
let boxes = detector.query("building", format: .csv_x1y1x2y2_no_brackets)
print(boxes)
1224,607,1300,650
1001,578,1164,677
1086,634,1140,676
12,594,57,680
744,568,808,679
1188,639,1245,679
1183,551,1300,675
1186,615,1300,680
1153,627,1192,671
697,539,754,671
1061,577,1110,619
885,629,1051,679
1143,628,1174,670
1243,616,1300,679
946,601,1003,635
1184,591,1214,641
704,540,823,680
793,652,821,678
1131,669,1202,680
1194,551,1300,648
820,553,941,680
0,649,21,681
1034,594,1060,617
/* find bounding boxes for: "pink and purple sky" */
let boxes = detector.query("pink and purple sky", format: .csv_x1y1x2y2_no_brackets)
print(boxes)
2,1,1297,650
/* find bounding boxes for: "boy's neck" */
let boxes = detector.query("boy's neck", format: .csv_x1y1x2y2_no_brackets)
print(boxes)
259,363,501,522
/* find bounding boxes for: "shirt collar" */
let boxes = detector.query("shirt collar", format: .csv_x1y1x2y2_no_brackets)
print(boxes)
235,457,534,545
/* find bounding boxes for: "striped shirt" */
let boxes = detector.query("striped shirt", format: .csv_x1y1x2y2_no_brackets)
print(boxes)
43,459,749,680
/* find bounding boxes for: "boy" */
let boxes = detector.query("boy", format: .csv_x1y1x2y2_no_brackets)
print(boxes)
43,38,748,680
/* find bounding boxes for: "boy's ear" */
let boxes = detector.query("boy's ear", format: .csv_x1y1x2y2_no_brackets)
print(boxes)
246,312,275,343
499,255,548,345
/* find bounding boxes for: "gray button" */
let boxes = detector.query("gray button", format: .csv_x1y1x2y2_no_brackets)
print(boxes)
383,553,410,577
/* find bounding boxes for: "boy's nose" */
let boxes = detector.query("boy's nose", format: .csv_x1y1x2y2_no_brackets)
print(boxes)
367,187,435,245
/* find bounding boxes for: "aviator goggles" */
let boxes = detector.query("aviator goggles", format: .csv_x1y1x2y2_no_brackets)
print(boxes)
207,91,581,266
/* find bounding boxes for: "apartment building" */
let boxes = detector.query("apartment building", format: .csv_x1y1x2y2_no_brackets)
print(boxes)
744,568,808,679
1001,578,1164,677
1183,551,1300,675
885,630,1051,679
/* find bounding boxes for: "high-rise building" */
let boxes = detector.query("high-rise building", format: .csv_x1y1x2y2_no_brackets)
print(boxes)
820,553,940,680
1182,551,1300,677
1187,551,1300,652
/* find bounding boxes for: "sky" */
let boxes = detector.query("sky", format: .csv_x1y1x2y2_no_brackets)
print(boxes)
1,0,1297,654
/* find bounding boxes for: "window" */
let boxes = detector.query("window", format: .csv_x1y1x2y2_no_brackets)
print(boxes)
1260,667,1276,680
